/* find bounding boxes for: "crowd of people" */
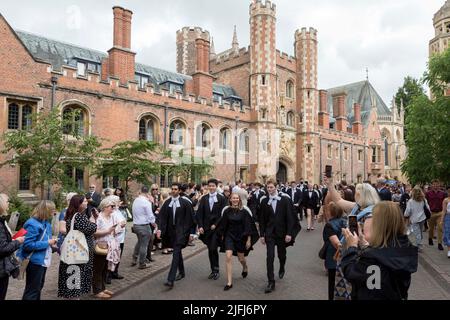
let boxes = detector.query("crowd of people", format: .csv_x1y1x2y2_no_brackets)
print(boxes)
0,175,448,300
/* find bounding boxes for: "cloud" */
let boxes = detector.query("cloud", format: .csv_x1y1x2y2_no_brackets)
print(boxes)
0,0,445,103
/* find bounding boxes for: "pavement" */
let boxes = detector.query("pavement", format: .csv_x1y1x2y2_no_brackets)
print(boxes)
114,221,450,300
6,220,450,300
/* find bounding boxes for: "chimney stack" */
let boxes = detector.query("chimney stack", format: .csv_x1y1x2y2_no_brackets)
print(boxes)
352,103,363,135
333,93,348,132
192,38,213,98
318,90,329,128
107,6,136,84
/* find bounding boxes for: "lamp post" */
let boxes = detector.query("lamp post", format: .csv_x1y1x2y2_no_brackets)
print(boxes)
47,76,58,200
234,116,239,183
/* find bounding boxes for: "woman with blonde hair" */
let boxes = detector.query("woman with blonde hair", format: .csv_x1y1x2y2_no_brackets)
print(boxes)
90,197,119,299
216,193,259,291
404,187,430,250
0,194,25,300
341,202,418,300
17,200,58,300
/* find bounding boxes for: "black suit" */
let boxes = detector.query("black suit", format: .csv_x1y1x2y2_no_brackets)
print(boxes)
159,197,195,282
286,187,303,221
259,193,295,283
196,193,227,273
248,189,266,222
85,192,101,218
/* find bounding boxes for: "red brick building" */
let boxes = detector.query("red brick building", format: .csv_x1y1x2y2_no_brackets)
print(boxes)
0,0,406,199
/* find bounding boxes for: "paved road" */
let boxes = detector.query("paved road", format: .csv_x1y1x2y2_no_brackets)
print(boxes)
115,221,450,300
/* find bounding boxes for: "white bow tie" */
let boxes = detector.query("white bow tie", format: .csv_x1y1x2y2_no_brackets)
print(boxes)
169,198,181,208
268,195,281,205
209,193,218,202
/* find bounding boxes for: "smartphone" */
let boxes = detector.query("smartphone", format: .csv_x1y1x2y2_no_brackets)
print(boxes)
348,216,359,236
325,165,333,178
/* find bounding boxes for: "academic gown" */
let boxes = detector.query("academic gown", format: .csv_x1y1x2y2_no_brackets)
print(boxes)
196,193,227,250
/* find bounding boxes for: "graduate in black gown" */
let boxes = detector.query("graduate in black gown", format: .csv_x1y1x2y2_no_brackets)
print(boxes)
157,183,195,288
216,193,259,291
196,178,228,280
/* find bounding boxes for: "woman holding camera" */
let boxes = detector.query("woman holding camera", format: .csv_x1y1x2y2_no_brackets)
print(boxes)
341,202,418,300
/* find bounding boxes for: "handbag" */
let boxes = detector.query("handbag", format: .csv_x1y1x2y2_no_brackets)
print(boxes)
423,202,431,220
18,225,47,281
94,241,109,256
60,213,89,265
1,255,20,279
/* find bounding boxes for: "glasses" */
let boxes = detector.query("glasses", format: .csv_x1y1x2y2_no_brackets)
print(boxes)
152,189,159,191
109,205,117,209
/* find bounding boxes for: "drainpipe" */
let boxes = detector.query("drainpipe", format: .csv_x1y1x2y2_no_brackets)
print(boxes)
164,102,168,149
234,116,239,183
319,135,322,184
47,76,58,200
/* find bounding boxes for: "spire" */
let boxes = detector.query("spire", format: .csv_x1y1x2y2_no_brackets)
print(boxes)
232,25,239,52
210,36,216,60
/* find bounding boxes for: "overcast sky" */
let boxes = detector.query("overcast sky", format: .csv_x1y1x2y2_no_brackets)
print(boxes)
1,0,445,103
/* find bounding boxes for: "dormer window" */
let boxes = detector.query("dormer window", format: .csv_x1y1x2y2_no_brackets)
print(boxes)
76,60,100,77
160,81,183,95
213,93,224,105
135,74,149,89
77,61,86,77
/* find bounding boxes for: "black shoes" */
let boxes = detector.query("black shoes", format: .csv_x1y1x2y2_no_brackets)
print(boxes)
438,243,444,251
106,276,112,285
224,284,233,291
279,269,285,279
208,272,220,280
175,273,185,281
265,282,275,294
429,239,434,246
164,281,174,288
112,273,124,280
242,271,248,278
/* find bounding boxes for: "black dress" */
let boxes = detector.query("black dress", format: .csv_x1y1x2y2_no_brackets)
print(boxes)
217,206,259,256
57,211,97,299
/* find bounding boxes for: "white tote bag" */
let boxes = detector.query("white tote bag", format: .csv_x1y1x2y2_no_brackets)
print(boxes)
60,213,89,265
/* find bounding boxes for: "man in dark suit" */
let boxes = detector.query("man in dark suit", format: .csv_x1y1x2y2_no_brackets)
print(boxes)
259,180,296,294
376,179,392,201
85,184,102,218
285,181,303,221
248,182,266,222
157,183,195,288
196,178,228,280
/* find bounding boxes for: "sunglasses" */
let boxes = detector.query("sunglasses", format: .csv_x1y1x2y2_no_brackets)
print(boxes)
109,205,117,209
152,189,159,191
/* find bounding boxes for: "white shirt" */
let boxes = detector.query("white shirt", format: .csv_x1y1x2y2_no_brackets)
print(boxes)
268,194,281,213
169,197,181,225
113,209,127,244
208,193,218,211
132,195,156,225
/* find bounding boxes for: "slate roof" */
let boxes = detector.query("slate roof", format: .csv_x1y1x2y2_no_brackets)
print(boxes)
326,80,392,126
15,29,240,99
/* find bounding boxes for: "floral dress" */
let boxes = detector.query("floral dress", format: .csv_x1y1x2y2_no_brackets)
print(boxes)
57,212,97,299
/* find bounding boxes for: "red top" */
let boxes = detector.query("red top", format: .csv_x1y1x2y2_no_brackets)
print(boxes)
425,190,446,212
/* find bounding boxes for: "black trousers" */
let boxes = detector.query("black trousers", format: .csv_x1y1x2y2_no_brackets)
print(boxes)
266,237,287,283
0,276,9,300
92,253,108,295
327,268,336,301
208,247,219,273
22,263,47,300
167,245,185,282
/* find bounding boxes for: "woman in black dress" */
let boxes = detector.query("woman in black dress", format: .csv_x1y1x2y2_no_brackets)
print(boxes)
216,193,259,291
57,195,97,299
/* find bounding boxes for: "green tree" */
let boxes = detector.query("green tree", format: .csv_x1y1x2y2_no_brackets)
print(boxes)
96,140,166,194
394,76,426,141
0,108,102,199
401,48,450,185
168,149,213,183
